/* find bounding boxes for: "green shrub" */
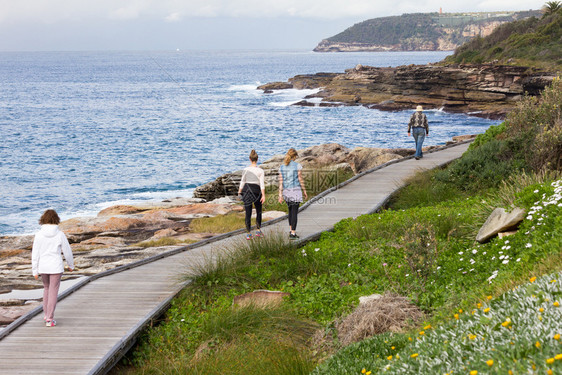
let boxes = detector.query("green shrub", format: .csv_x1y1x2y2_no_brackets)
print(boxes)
312,333,410,375
435,139,524,192
382,272,562,375
468,122,506,150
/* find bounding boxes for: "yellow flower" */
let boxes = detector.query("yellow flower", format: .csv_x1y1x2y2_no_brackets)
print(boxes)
486,359,494,366
554,301,560,307
508,371,513,375
454,314,459,320
535,341,541,348
484,308,490,313
361,369,366,374
539,315,543,321
419,331,425,335
554,334,560,340
477,303,482,308
547,369,553,375
539,307,544,312
487,295,493,300
366,372,371,375
459,309,463,313
547,358,555,364
469,334,476,340
552,279,557,283
530,276,537,282
408,337,413,341
424,324,432,330
470,371,478,375
391,346,395,350
387,355,393,360
502,321,510,327
411,353,419,358
555,353,562,360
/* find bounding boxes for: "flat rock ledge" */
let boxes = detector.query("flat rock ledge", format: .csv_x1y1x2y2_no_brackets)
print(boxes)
259,63,555,119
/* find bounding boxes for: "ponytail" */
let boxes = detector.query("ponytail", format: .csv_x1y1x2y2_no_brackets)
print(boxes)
249,149,258,162
283,148,298,166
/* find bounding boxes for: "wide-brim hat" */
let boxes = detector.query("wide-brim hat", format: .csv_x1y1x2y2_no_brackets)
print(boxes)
416,105,423,111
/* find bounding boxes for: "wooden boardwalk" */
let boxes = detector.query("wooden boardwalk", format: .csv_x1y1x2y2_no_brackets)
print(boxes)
0,142,471,375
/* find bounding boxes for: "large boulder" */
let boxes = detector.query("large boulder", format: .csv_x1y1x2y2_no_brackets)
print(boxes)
0,235,34,251
346,147,410,173
476,207,526,243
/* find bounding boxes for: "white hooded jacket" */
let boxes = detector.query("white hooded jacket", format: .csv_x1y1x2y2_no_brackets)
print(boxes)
31,224,74,276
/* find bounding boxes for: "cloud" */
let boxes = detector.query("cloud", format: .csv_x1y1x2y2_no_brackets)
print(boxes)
0,0,547,26
165,12,182,22
109,6,142,20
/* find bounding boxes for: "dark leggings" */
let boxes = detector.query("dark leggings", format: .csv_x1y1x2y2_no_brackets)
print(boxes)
287,202,300,231
245,200,262,232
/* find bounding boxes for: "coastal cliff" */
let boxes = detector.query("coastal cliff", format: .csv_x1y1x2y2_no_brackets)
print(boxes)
313,11,541,52
259,64,555,119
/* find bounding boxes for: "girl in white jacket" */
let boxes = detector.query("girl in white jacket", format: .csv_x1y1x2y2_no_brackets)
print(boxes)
32,209,74,327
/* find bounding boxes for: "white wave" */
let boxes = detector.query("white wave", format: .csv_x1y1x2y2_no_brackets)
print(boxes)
268,88,321,107
228,83,260,91
306,97,324,104
270,100,302,107
131,188,195,200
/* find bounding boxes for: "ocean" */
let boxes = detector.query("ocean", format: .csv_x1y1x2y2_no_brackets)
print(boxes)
0,50,500,236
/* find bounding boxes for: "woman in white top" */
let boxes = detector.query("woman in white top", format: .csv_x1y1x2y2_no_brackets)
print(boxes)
238,150,266,239
32,209,74,327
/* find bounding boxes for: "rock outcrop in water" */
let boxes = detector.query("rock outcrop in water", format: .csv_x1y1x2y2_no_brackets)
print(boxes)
258,64,555,119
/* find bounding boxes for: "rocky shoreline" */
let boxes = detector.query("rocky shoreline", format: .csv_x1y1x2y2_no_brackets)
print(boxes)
258,63,555,119
0,138,474,327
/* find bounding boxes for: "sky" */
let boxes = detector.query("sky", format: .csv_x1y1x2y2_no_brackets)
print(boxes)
0,0,547,51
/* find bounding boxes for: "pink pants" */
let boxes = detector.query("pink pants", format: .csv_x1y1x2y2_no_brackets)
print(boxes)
41,273,62,321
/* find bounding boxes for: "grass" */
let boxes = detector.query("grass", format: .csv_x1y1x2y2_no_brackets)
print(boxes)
117,177,562,374
114,80,562,375
189,212,248,234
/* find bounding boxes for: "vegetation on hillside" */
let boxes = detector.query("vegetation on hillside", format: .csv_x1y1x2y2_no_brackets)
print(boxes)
444,5,562,70
327,13,444,46
320,10,540,50
112,78,562,374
